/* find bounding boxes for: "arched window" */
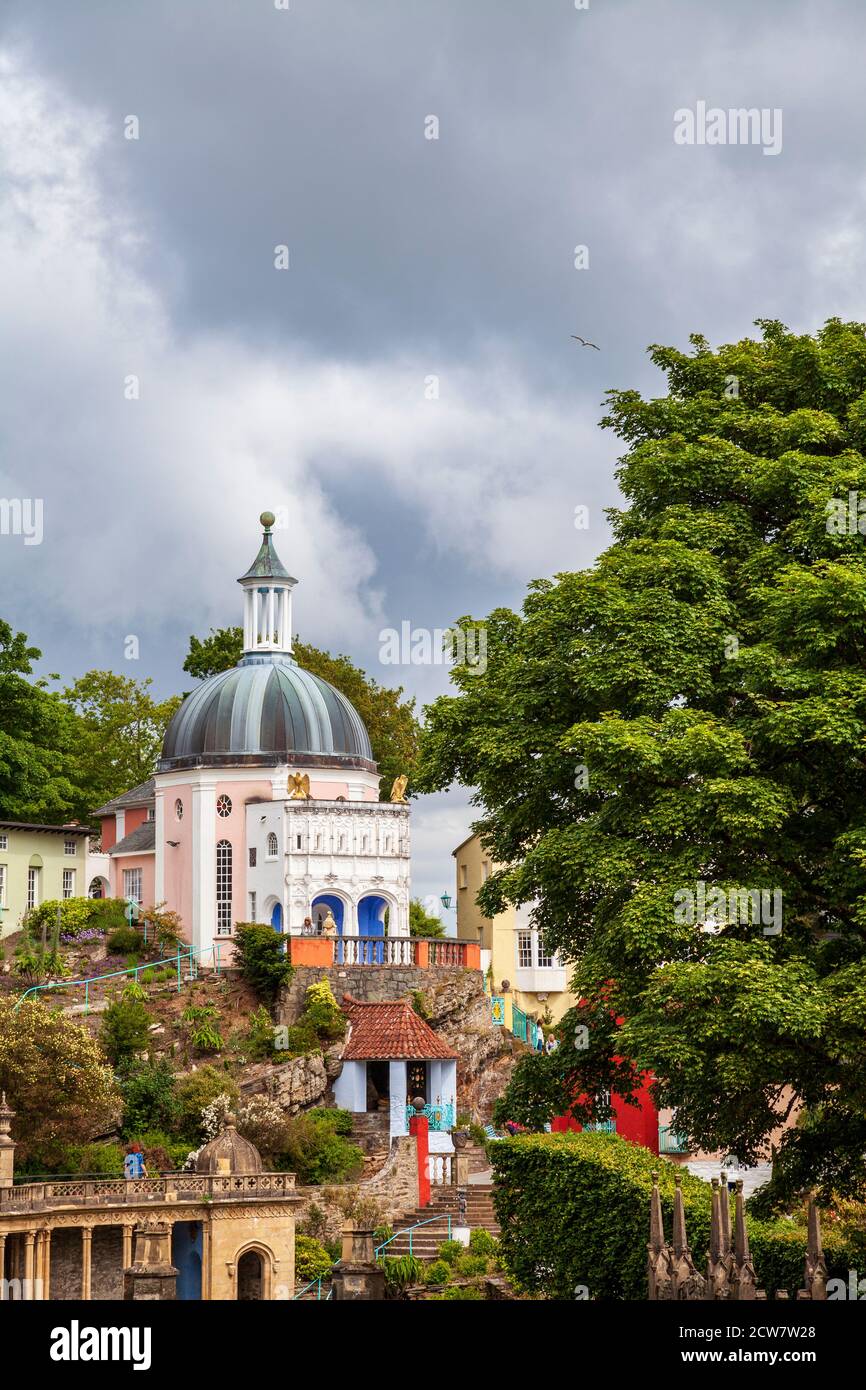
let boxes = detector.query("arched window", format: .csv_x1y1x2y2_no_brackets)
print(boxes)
175,798,184,821
266,831,278,858
216,839,232,936
216,794,232,819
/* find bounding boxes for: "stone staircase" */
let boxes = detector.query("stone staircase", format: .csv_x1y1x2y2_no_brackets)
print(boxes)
384,1183,500,1259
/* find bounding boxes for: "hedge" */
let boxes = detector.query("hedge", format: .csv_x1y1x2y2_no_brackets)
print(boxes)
489,1131,861,1300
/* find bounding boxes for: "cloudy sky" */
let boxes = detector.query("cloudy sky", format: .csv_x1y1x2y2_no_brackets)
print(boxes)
1,0,865,913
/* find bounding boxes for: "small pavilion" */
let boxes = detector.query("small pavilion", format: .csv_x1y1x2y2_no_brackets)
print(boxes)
332,996,459,1143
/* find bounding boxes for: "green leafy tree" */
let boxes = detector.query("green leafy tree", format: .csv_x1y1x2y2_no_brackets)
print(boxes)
233,922,293,1002
0,620,79,819
409,898,445,937
0,998,121,1165
120,1060,179,1139
183,627,419,796
173,1066,239,1145
419,318,866,1203
62,670,181,814
99,998,152,1068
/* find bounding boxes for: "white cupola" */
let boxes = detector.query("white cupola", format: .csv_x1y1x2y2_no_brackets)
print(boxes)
238,511,298,656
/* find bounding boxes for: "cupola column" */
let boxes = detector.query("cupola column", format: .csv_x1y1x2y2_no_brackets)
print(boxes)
237,512,297,658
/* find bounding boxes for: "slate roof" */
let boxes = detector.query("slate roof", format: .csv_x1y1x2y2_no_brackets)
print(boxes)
0,821,92,835
93,779,155,818
108,822,156,856
341,995,459,1061
159,656,373,770
238,525,296,583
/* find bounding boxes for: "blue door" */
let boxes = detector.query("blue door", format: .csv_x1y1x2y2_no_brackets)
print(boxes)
271,902,283,931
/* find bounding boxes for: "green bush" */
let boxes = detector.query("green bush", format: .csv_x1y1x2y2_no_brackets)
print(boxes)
275,1110,363,1185
181,1003,224,1054
246,1005,279,1060
468,1228,497,1256
233,923,293,1001
107,926,144,955
173,1066,239,1144
437,1239,465,1264
99,998,152,1067
295,1234,333,1283
379,1254,425,1293
490,1132,861,1300
27,896,127,938
454,1252,489,1279
137,1130,191,1170
424,1259,452,1286
302,979,347,1039
121,1060,179,1138
309,1107,353,1136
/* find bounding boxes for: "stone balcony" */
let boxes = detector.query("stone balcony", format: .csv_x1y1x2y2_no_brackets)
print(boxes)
0,1171,296,1214
289,935,481,970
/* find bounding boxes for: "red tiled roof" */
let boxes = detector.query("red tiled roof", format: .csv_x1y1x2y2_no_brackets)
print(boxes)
341,995,458,1061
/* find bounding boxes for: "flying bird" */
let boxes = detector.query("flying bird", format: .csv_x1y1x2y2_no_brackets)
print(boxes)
571,335,600,350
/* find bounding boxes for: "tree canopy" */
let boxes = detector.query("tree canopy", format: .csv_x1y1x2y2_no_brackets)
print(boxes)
62,670,181,815
184,626,419,797
0,998,121,1165
0,620,79,821
419,318,866,1203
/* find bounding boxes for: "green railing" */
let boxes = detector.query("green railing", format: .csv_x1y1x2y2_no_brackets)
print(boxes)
13,942,224,1013
658,1125,690,1155
375,1212,452,1258
511,1004,542,1049
291,1275,333,1300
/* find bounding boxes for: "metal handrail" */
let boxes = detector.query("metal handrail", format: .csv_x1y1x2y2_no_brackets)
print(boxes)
291,1274,331,1301
13,941,223,1012
375,1212,452,1258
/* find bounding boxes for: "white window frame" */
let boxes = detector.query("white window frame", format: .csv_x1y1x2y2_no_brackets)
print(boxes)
216,839,232,936
64,839,77,856
62,868,75,899
123,867,143,903
0,864,6,909
266,832,278,859
249,891,257,923
517,930,533,969
27,866,40,910
0,834,7,851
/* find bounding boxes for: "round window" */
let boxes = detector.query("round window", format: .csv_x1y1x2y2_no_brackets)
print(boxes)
216,794,232,819
175,798,183,822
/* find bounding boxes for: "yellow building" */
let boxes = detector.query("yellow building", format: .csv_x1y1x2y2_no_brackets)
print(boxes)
452,832,574,1028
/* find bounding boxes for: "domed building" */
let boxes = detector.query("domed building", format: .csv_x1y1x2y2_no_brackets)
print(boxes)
95,513,411,955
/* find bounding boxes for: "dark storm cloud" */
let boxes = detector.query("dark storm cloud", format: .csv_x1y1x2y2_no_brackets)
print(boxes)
3,0,866,901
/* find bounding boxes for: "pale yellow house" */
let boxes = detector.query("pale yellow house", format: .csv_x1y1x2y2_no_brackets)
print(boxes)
452,831,574,1027
0,822,110,940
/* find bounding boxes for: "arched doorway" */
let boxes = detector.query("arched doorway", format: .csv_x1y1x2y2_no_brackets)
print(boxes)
312,893,347,959
270,901,283,931
88,876,109,899
237,1249,265,1301
357,893,389,964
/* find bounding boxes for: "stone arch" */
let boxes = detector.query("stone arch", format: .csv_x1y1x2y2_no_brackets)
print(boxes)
262,894,283,932
234,1242,275,1301
88,875,109,899
310,889,352,936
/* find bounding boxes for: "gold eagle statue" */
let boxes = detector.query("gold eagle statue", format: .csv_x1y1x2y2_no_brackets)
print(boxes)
289,772,311,800
389,774,409,804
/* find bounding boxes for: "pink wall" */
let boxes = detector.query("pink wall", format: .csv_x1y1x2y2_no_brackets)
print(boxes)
110,854,155,910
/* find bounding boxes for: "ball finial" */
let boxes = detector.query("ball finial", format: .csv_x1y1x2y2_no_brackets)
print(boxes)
260,510,275,530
